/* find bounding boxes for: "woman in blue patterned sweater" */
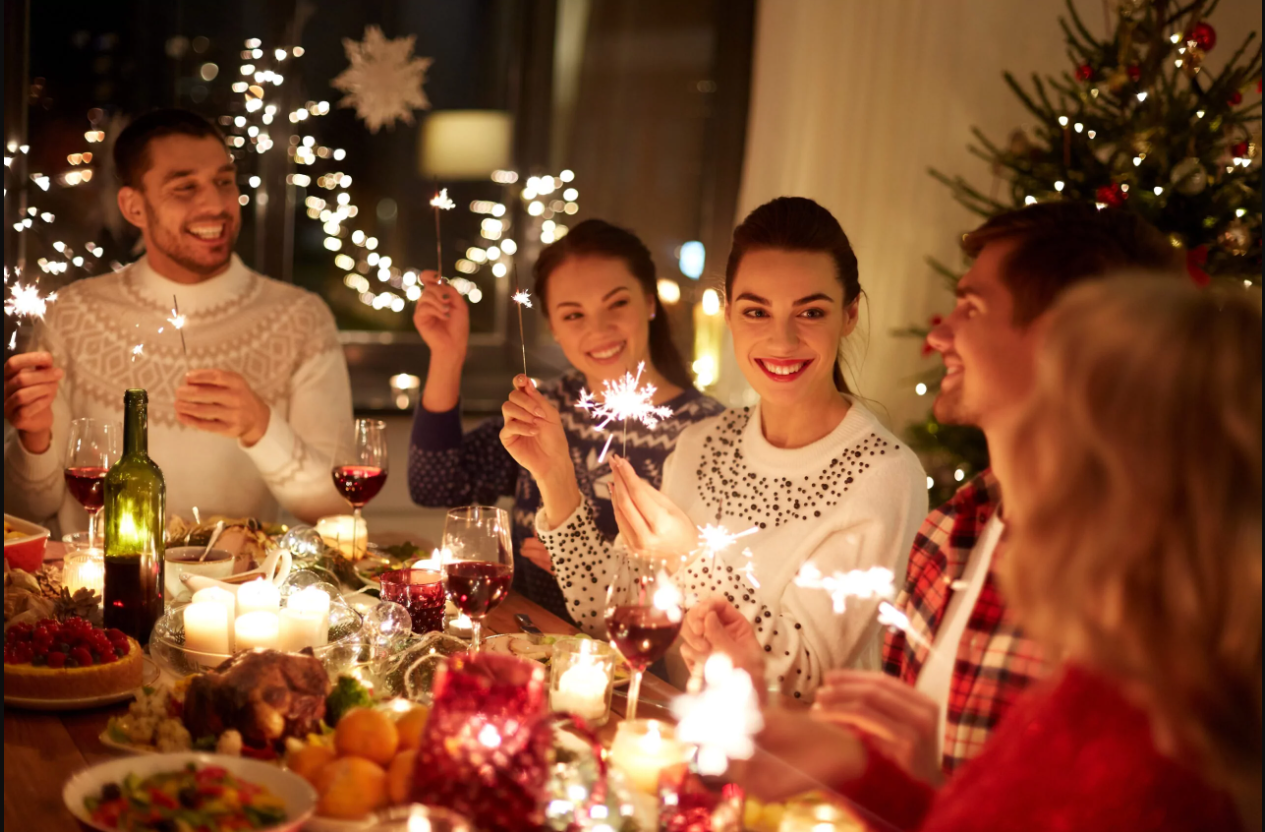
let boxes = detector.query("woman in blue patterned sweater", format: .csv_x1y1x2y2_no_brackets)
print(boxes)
408,219,723,623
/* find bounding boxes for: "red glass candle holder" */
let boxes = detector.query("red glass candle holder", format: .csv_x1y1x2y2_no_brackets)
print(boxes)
411,651,606,831
380,568,445,634
658,763,744,832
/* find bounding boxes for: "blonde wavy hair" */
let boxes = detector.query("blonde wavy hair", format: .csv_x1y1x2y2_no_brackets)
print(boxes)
1001,278,1262,803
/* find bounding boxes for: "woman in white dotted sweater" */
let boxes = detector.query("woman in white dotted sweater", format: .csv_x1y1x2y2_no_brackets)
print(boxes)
500,198,927,700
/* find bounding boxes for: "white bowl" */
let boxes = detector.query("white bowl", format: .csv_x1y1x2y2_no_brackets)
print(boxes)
62,752,316,832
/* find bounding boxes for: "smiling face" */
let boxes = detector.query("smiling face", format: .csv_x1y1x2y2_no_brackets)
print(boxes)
117,133,241,281
727,249,857,406
544,254,657,385
927,240,1041,432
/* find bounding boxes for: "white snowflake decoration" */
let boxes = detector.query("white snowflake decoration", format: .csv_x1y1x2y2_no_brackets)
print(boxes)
332,26,433,133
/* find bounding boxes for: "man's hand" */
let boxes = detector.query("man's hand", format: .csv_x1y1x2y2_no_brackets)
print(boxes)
681,597,767,694
175,369,271,446
812,669,944,786
520,537,553,575
3,352,63,453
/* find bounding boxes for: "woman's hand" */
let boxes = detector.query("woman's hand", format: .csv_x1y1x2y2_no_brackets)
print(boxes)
499,376,571,481
728,708,868,803
412,271,470,358
520,537,554,575
608,454,698,555
681,597,767,695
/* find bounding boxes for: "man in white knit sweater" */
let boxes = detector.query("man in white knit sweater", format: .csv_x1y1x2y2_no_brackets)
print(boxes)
3,109,352,531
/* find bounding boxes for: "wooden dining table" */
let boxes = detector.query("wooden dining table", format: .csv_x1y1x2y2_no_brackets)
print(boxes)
3,544,683,832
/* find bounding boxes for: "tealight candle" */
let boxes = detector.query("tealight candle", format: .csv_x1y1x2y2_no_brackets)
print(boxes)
278,587,331,652
315,515,368,560
62,552,105,597
183,600,230,661
608,719,691,794
236,577,281,618
235,610,280,651
549,638,615,724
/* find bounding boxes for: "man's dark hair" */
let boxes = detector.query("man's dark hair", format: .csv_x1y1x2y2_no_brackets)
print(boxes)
962,202,1182,325
113,109,225,189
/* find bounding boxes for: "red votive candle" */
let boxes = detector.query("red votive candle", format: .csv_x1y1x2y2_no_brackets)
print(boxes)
380,568,446,634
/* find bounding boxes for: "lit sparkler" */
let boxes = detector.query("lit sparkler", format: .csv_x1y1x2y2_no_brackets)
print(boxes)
877,601,931,649
131,343,145,360
168,294,188,357
576,361,674,462
794,563,895,614
671,653,764,776
697,523,759,556
4,282,57,320
512,288,531,376
429,187,454,276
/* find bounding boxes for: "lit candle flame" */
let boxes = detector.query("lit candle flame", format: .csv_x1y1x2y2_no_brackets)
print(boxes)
671,653,763,776
429,188,455,210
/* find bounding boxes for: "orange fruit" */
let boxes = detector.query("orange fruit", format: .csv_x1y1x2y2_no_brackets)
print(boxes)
287,743,337,787
314,757,388,820
334,707,399,766
386,748,418,805
394,705,430,751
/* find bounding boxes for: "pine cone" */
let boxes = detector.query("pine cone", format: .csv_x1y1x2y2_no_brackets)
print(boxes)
54,586,101,621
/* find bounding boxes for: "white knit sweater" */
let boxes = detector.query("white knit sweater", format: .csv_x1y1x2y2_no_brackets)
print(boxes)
537,400,928,700
3,255,353,531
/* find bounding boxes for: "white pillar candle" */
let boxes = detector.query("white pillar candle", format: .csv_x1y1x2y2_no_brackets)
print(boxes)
191,586,237,652
315,515,368,560
552,659,610,721
235,611,280,651
608,720,691,794
278,587,331,652
63,553,105,597
236,578,281,618
183,601,231,661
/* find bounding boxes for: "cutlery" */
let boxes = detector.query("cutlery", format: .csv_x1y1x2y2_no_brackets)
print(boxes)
515,613,544,635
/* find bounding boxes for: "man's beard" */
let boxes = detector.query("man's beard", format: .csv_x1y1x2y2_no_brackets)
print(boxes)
144,200,237,276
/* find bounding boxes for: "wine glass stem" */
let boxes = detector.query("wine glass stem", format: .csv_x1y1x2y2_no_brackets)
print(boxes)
88,509,99,549
626,669,644,722
470,618,484,653
352,507,363,556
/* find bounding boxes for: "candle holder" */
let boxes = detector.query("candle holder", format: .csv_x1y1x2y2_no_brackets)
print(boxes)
379,568,446,634
314,514,368,560
658,762,744,832
607,719,692,795
61,549,105,598
549,637,616,726
363,804,472,832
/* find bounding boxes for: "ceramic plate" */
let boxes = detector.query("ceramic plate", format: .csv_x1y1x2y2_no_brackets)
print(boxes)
4,657,159,711
62,752,316,832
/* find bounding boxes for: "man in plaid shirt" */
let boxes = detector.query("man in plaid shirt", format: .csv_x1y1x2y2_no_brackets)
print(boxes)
814,202,1179,783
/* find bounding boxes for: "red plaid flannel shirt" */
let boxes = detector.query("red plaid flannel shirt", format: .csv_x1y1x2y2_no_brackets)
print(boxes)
881,469,1047,774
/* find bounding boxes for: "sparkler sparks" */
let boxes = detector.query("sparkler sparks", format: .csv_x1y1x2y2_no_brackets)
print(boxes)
168,294,188,357
878,601,930,649
511,288,531,376
576,361,675,462
794,563,895,614
697,524,759,556
430,188,455,276
4,282,57,320
131,343,145,359
672,653,764,776
429,188,455,211
511,289,532,308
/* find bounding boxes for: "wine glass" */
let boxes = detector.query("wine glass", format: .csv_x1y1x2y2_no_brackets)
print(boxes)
605,547,684,720
441,506,513,653
64,418,119,548
331,419,389,554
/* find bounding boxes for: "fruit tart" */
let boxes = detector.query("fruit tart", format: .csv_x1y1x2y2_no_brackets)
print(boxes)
4,616,143,700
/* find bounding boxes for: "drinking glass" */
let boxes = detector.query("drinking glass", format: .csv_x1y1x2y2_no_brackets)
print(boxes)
331,418,388,553
605,548,684,721
64,418,119,548
440,506,513,653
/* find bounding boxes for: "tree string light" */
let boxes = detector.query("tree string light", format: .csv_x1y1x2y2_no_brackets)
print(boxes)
576,361,675,463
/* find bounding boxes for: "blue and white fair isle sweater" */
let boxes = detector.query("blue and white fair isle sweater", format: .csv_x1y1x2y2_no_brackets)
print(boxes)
408,370,723,624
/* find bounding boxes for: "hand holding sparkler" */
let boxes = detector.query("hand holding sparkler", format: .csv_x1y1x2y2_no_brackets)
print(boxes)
3,351,63,453
498,374,572,478
679,596,766,694
607,454,697,555
811,669,945,786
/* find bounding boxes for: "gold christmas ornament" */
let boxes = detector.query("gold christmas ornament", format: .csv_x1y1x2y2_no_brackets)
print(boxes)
1219,219,1252,257
1182,46,1205,77
1171,157,1209,195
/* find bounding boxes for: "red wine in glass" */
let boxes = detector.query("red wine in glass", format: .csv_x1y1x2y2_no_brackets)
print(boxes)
64,466,108,512
441,506,514,652
65,418,119,548
606,605,682,671
331,419,389,554
445,560,514,617
331,465,387,507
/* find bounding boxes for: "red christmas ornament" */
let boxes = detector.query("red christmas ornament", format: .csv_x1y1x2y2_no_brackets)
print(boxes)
1232,141,1250,157
1228,90,1244,106
1186,246,1210,287
1095,183,1127,208
1076,64,1094,82
1188,21,1217,51
1127,64,1142,82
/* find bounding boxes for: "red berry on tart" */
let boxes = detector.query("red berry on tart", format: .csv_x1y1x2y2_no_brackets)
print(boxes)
4,617,143,700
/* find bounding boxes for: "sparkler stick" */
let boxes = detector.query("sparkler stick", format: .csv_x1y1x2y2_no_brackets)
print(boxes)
511,288,531,377
168,294,188,357
575,361,674,462
429,188,454,276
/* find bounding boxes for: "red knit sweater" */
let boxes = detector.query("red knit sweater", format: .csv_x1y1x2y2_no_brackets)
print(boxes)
839,664,1242,832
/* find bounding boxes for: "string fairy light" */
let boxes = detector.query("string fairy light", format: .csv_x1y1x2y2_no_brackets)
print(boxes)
576,361,675,462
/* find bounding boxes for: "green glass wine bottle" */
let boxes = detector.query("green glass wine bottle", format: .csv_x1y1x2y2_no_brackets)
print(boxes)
103,388,166,644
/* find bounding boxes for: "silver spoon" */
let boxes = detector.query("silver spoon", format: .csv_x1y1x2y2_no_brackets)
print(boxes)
199,520,225,562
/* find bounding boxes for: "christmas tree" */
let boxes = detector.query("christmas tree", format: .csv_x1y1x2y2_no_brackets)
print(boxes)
907,0,1262,506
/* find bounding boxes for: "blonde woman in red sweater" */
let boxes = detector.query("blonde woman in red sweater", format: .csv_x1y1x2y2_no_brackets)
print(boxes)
735,279,1261,832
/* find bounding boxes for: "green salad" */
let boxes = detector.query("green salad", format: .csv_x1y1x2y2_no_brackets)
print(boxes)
84,763,287,831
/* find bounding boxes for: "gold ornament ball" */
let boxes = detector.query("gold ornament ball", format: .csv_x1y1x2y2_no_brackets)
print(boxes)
1219,219,1252,257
